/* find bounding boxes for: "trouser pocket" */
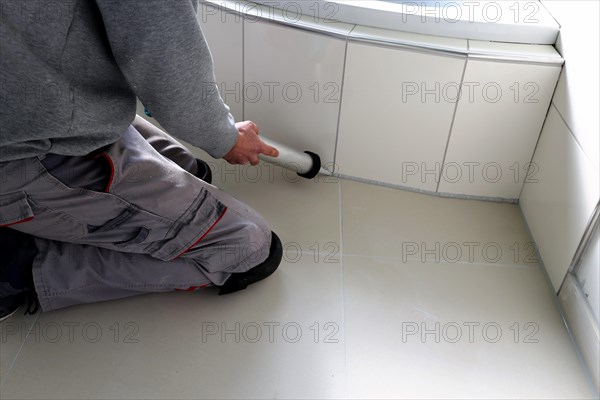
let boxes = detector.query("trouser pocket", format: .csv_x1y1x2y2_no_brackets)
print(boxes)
1,125,228,261
0,191,34,227
1,156,173,253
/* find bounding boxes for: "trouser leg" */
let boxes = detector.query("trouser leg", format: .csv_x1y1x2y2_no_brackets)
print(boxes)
31,189,272,312
132,114,199,175
2,122,272,312
32,240,213,312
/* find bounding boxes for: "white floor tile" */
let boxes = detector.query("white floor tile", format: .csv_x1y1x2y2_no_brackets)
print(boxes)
0,311,38,385
342,180,538,267
1,174,593,399
343,256,595,399
0,257,344,399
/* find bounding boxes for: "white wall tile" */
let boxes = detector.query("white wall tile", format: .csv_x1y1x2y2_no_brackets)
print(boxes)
541,0,600,170
243,20,348,167
575,223,600,323
198,5,244,121
336,43,465,191
559,274,600,393
439,60,561,199
520,106,600,291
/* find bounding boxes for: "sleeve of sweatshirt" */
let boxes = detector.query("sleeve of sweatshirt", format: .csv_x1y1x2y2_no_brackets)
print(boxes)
94,0,238,158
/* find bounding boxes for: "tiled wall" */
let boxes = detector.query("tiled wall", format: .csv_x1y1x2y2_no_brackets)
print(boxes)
520,107,599,290
336,43,465,192
243,21,348,167
439,59,560,199
521,1,600,292
542,2,600,169
199,7,562,202
157,3,589,296
520,2,599,388
197,8,244,122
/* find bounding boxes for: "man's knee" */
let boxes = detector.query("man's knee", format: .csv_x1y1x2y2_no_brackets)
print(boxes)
220,224,271,270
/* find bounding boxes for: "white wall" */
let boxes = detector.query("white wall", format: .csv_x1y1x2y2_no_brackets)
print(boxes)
542,1,600,169
577,227,599,322
197,7,244,122
517,4,600,386
520,1,600,293
197,2,598,288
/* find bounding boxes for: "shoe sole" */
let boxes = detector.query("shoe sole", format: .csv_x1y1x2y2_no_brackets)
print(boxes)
0,305,22,322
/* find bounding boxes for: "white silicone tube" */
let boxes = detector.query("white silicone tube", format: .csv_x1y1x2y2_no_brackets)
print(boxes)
258,137,323,178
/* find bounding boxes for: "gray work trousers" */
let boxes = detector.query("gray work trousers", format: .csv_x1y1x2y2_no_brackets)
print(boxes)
0,116,272,312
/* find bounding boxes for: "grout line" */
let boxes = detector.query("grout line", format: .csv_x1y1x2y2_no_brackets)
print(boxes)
566,200,600,277
332,25,354,169
551,102,597,170
517,62,563,200
338,180,348,396
336,173,518,204
208,0,563,66
516,204,598,395
519,99,598,201
436,55,469,193
519,203,567,295
242,18,246,121
0,311,41,388
556,274,600,397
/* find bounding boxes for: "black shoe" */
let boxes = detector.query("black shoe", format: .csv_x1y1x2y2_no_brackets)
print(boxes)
0,292,38,322
0,291,40,321
218,232,283,295
0,294,25,322
0,229,40,321
195,158,212,184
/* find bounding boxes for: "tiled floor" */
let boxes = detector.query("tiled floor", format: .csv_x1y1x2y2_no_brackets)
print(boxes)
0,159,595,399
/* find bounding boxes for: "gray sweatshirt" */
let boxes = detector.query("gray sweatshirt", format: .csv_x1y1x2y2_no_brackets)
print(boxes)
0,0,238,162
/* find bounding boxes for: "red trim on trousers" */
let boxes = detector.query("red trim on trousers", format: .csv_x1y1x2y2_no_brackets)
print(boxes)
0,216,34,227
175,207,228,259
175,284,212,292
91,153,115,192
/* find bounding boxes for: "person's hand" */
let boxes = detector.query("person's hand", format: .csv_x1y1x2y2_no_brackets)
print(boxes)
223,121,279,165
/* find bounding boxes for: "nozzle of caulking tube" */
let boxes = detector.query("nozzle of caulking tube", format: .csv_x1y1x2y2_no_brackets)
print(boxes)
258,136,330,179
